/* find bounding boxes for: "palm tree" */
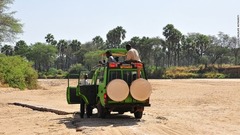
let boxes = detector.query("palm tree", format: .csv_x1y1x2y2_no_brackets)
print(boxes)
57,40,68,70
92,36,104,49
106,26,126,48
66,40,81,67
163,24,182,66
45,33,57,46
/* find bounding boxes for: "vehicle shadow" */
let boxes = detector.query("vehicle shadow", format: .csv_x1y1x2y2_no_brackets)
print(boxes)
57,112,142,130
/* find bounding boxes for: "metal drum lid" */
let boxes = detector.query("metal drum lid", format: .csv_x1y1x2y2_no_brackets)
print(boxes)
106,79,129,102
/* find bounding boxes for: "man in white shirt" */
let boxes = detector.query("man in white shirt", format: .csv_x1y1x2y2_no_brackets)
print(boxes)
81,74,89,85
125,44,141,62
106,50,116,62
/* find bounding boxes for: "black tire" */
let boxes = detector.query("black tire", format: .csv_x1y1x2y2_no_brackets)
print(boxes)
80,100,85,118
118,111,124,114
97,101,106,118
86,105,92,118
134,111,143,119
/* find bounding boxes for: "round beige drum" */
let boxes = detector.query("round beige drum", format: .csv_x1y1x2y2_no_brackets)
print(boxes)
106,79,129,102
130,78,152,101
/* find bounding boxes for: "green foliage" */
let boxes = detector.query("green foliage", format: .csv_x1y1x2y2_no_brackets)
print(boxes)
0,53,6,57
106,26,126,48
84,50,105,70
14,40,29,57
47,68,59,75
146,66,165,79
68,64,88,74
1,45,13,56
38,68,67,79
28,42,57,71
0,0,23,43
2,24,240,79
0,56,38,90
45,33,57,46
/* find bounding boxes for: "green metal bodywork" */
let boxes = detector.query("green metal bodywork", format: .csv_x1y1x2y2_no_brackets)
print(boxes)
96,64,148,107
66,49,150,113
67,64,149,106
66,73,89,105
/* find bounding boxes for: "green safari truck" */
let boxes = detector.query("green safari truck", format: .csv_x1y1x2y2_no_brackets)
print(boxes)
66,49,152,119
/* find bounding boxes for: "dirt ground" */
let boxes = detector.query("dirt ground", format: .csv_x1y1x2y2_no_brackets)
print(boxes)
0,79,240,135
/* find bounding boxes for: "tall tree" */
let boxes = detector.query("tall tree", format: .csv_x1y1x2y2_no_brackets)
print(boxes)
14,40,29,57
65,39,81,68
216,32,239,65
69,39,81,52
228,37,239,65
56,39,68,70
28,42,57,71
45,33,57,46
206,45,229,65
195,33,210,58
106,26,126,48
92,36,104,49
163,24,182,66
0,0,23,43
152,38,166,68
181,35,196,66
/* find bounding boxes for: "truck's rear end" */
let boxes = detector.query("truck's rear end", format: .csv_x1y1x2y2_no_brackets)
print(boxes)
97,62,152,118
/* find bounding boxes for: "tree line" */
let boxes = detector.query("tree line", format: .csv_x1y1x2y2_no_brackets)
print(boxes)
0,0,239,78
1,25,239,73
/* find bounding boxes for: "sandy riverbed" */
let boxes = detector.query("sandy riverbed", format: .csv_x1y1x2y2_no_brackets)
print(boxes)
0,79,240,135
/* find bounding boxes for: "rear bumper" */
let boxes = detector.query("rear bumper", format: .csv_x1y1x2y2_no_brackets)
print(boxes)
105,103,150,112
105,103,150,107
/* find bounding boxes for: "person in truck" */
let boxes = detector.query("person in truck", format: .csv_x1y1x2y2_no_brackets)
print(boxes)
125,44,141,62
106,50,116,62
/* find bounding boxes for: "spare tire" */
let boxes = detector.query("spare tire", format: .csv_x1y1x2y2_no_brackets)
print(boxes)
106,79,129,102
130,78,152,101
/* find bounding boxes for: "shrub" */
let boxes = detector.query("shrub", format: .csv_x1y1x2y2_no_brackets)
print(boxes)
203,72,226,78
0,56,38,90
164,66,199,79
68,64,88,74
38,68,67,79
146,66,165,79
47,68,58,76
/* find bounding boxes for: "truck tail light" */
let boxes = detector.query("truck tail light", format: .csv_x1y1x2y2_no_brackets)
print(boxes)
134,63,143,68
104,93,108,103
109,62,118,68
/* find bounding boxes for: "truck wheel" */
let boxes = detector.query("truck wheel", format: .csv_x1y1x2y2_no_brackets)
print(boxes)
86,105,92,118
97,101,106,118
134,111,143,119
118,111,124,114
80,102,85,118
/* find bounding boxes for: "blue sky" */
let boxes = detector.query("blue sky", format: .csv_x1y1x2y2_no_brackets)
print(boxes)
11,0,240,45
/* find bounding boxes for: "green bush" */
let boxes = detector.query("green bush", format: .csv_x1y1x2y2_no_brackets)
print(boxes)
68,64,88,74
47,68,58,76
146,66,165,79
38,68,67,79
0,56,38,90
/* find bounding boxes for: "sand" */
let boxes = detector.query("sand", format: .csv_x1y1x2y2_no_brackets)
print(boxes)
0,79,240,135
